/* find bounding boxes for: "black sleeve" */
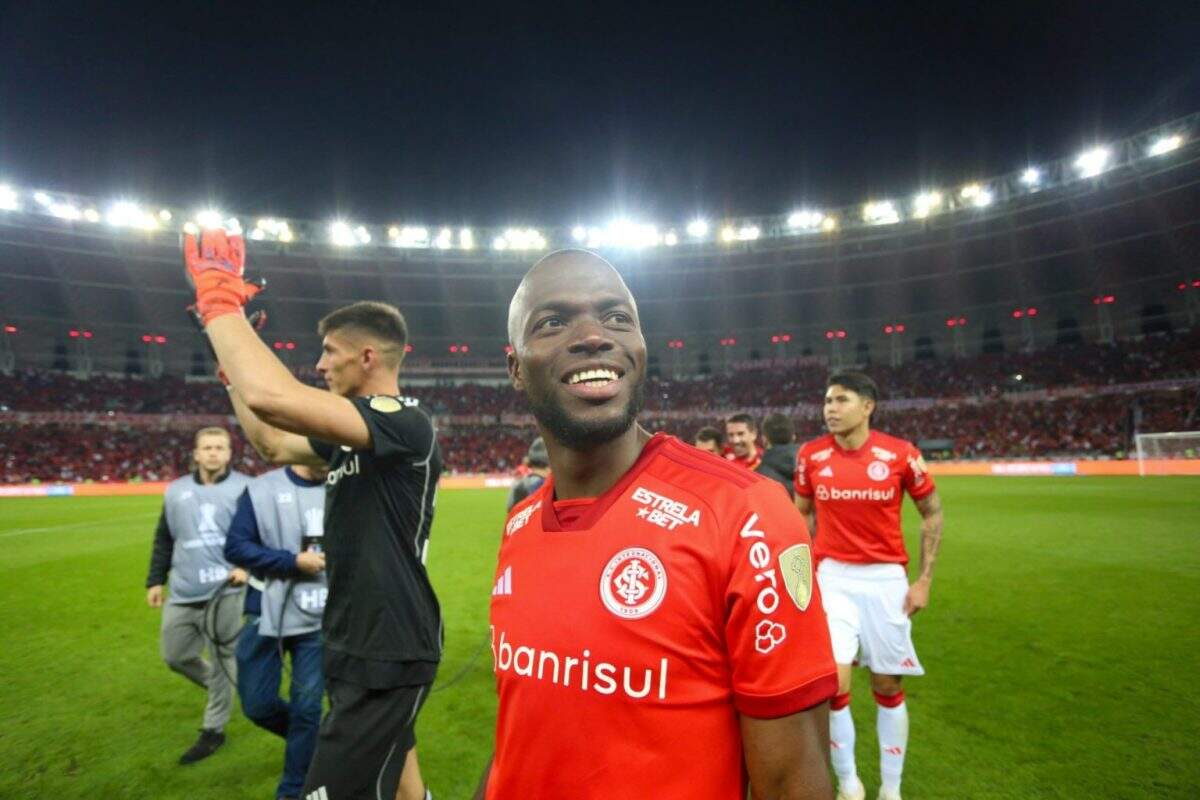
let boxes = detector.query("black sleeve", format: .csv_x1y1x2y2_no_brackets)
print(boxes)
146,509,173,588
351,396,436,461
307,437,335,463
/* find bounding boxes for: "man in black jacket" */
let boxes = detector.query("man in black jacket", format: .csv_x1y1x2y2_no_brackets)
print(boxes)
756,412,800,499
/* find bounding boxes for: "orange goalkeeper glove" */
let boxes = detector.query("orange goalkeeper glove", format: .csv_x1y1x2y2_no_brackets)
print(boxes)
182,229,265,325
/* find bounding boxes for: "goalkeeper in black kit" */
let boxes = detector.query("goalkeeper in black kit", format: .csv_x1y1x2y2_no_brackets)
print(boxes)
183,227,440,800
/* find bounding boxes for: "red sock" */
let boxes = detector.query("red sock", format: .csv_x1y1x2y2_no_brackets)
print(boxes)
831,692,852,710
873,690,905,708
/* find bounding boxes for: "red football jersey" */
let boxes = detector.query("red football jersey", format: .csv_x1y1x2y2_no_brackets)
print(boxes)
793,430,935,566
487,433,837,800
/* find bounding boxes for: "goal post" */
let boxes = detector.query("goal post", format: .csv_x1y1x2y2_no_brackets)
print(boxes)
1134,431,1200,476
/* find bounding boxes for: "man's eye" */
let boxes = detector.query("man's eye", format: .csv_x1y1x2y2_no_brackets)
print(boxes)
534,316,563,331
606,312,632,324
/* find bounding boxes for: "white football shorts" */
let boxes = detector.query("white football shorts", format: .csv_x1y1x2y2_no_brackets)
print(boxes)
817,558,925,676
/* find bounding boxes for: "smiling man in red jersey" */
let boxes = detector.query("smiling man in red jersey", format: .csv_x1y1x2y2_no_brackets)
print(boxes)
794,372,945,800
474,249,838,800
725,412,764,470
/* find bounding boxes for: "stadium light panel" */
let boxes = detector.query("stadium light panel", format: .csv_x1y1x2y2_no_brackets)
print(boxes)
664,231,678,246
863,201,900,225
972,189,994,208
821,216,838,232
736,224,760,241
1074,146,1111,178
249,228,266,240
686,219,709,238
0,185,16,211
34,191,52,206
912,192,942,219
459,228,474,250
50,202,81,221
329,220,360,247
787,210,825,230
492,236,509,251
83,208,100,223
495,228,546,250
107,201,159,230
195,209,224,229
1148,134,1183,157
572,225,587,242
1020,167,1041,186
434,227,453,249
158,209,172,222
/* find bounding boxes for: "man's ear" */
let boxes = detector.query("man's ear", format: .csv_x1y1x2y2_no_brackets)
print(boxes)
507,351,524,391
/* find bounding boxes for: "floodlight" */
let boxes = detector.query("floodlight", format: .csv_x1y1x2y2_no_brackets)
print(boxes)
492,236,509,251
1074,147,1111,178
971,189,994,208
0,185,16,211
737,225,760,241
863,201,899,225
107,201,159,230
158,209,172,222
912,192,941,219
195,209,224,229
50,202,81,220
821,216,838,232
83,208,100,223
278,228,294,243
664,231,678,246
1148,134,1183,157
434,228,453,249
787,210,825,230
459,228,474,250
720,226,736,242
329,220,358,247
34,191,52,206
354,225,370,244
1020,167,1041,186
686,219,709,238
183,222,199,235
249,228,266,240
571,225,587,242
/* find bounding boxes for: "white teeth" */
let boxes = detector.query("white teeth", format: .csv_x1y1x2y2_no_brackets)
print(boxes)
568,368,619,385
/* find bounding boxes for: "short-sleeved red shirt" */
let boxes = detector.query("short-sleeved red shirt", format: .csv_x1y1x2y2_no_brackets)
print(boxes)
793,430,935,566
487,433,837,799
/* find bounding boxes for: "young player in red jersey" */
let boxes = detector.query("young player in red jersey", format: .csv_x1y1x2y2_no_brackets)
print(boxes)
725,412,765,470
475,250,838,800
793,372,944,800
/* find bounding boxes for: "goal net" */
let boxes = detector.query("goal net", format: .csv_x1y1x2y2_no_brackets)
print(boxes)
1134,431,1200,476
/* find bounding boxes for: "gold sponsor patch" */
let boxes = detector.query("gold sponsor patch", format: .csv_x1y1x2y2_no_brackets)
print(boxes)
779,543,813,611
369,396,403,413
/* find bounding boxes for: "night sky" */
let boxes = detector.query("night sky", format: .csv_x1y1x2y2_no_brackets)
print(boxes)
1,2,1197,228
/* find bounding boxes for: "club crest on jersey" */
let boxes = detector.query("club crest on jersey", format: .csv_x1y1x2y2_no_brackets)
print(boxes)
506,500,542,536
867,460,891,481
631,486,701,531
810,447,834,463
599,547,667,619
778,543,813,611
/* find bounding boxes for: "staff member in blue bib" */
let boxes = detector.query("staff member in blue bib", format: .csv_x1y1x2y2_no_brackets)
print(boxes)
146,426,250,765
225,464,329,800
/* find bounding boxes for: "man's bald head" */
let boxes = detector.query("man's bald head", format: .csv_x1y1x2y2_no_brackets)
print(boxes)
507,249,638,350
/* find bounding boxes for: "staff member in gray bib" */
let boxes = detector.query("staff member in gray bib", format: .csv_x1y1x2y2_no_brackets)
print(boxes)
225,464,329,800
145,426,251,764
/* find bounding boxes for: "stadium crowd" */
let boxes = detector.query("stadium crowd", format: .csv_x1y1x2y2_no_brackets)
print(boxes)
2,330,1198,417
2,390,1194,484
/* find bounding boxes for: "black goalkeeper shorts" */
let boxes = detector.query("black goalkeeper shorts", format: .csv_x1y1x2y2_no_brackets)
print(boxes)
302,678,431,800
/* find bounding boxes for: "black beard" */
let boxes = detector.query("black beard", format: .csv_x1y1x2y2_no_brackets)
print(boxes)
527,379,646,451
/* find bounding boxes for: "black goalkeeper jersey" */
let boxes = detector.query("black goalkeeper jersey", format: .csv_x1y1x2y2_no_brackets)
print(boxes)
309,394,443,688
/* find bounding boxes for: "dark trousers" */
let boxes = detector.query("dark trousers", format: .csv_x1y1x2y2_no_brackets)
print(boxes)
236,617,324,799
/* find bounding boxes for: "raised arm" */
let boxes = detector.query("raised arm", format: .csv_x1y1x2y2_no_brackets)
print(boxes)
905,489,943,616
208,315,370,450
741,705,834,800
183,228,370,451
226,380,326,467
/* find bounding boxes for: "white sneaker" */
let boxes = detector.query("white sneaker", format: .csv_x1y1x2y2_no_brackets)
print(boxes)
877,789,902,800
836,780,865,800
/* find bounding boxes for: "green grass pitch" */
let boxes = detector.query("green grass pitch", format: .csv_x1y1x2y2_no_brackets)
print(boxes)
2,477,1199,799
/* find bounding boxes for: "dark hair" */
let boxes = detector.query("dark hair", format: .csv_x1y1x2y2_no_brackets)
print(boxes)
826,370,880,404
761,413,795,446
318,301,409,367
694,426,723,446
725,412,757,430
